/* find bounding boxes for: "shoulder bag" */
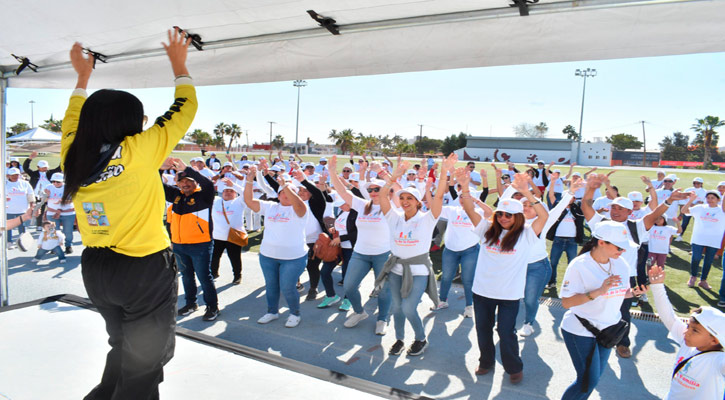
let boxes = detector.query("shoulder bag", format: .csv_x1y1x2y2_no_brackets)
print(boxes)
222,201,248,247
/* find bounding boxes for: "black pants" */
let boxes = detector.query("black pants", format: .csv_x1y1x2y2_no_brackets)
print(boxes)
473,294,523,374
636,243,650,286
617,277,639,348
211,239,242,280
81,247,178,400
306,243,322,290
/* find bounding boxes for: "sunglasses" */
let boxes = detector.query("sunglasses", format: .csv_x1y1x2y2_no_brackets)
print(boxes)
605,241,625,252
495,211,513,218
502,176,511,180
367,187,381,193
342,169,352,173
663,180,673,183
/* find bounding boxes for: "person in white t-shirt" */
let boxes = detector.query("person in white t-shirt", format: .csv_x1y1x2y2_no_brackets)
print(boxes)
647,215,677,269
5,167,35,246
372,155,455,357
645,265,725,400
559,221,634,399
651,170,666,190
328,156,392,335
211,181,246,285
317,198,357,310
459,170,548,385
44,172,76,253
32,221,67,263
681,190,725,291
679,177,707,237
243,166,308,328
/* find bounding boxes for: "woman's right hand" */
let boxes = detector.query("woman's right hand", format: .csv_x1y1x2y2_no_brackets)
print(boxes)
598,274,622,293
70,43,94,88
162,28,191,77
648,265,665,284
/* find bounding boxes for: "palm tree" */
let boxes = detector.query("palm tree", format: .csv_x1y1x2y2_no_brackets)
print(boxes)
226,123,243,153
329,128,356,154
272,134,285,150
691,116,724,168
187,129,212,147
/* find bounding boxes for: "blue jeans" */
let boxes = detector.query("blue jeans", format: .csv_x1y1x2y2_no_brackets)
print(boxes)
173,242,217,308
34,246,66,261
561,329,612,400
50,214,75,248
259,254,307,316
473,294,522,374
690,243,718,280
6,212,28,243
549,237,579,285
388,273,427,341
547,192,563,208
440,244,479,306
343,251,391,321
719,256,725,303
320,248,353,298
679,214,692,235
523,257,552,324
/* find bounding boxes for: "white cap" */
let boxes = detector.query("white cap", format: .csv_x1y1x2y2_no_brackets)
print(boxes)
222,162,233,168
693,177,704,183
718,181,725,188
212,162,221,170
304,163,315,169
319,157,327,162
309,173,321,182
627,192,643,202
495,198,524,214
259,156,266,160
406,169,417,175
50,172,64,182
222,185,241,195
664,174,677,181
706,190,721,199
6,167,20,175
348,173,360,182
342,163,354,170
281,173,292,182
382,160,390,165
692,307,725,345
572,172,582,177
277,182,300,193
190,157,203,163
37,160,49,168
396,187,423,203
611,197,634,210
270,165,282,172
592,221,637,250
9,157,19,162
536,159,545,164
554,169,561,173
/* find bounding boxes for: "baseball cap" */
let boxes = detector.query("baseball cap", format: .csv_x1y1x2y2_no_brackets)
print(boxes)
222,185,241,195
656,169,665,175
572,172,582,177
348,173,360,182
37,160,49,168
717,181,725,188
664,174,677,182
692,307,725,345
190,157,202,163
270,165,282,172
319,157,327,162
406,169,416,175
611,197,634,210
592,221,637,250
222,162,233,168
277,182,300,194
6,167,20,175
176,171,196,181
627,192,643,202
9,157,19,162
693,177,704,183
495,198,524,215
396,187,423,202
537,160,545,164
212,162,221,170
50,172,64,182
304,163,315,169
706,190,721,199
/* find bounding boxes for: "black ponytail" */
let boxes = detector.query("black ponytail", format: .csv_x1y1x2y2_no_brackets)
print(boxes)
578,237,601,256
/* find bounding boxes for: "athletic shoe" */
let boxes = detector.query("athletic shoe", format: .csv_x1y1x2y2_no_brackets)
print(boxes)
431,301,448,311
509,371,524,384
65,246,73,254
257,313,279,324
232,276,242,285
519,323,534,337
317,295,341,308
338,299,352,312
389,340,405,356
344,311,369,328
59,259,67,264
640,294,648,303
375,320,387,335
202,306,220,321
463,305,474,318
285,314,301,328
296,282,305,292
337,280,344,286
306,288,318,301
545,282,556,290
674,235,683,242
687,276,697,287
616,345,631,358
717,301,725,308
31,258,39,263
430,244,441,252
698,280,712,290
475,365,493,375
407,340,428,356
178,303,199,316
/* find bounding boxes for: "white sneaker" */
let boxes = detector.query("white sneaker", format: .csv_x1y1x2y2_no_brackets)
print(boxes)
375,320,387,335
59,259,67,264
257,313,279,324
463,305,474,318
431,301,449,311
344,311,369,328
519,323,535,337
674,235,683,242
285,314,301,328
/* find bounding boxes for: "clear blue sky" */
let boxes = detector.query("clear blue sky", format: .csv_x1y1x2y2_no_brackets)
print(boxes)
5,52,725,151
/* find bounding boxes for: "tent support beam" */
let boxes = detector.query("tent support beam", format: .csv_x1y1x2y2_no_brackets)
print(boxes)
1,77,9,307
0,0,700,80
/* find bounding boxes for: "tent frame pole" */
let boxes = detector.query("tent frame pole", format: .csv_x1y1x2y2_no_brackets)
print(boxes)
1,77,9,306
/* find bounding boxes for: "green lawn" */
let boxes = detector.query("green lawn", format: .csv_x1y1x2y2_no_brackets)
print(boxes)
13,150,725,315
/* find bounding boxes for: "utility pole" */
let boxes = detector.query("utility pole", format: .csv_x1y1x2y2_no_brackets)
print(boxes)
293,80,307,154
574,68,597,164
29,100,35,128
245,130,249,152
268,121,276,150
418,124,423,142
640,121,647,167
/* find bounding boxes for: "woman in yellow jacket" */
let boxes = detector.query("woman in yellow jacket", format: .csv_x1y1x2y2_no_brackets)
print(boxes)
61,29,197,400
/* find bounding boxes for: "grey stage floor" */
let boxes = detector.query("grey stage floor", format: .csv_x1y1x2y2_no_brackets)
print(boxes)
4,231,678,399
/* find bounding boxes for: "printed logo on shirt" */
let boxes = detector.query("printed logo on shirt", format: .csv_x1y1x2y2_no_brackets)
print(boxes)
700,212,720,223
93,164,125,184
601,283,627,299
451,214,472,228
484,239,515,255
111,146,122,160
394,229,420,247
82,202,110,227
267,212,290,223
357,211,382,223
673,360,700,391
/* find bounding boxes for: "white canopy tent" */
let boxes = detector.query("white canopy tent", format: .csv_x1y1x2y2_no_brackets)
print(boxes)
6,127,61,142
1,0,725,304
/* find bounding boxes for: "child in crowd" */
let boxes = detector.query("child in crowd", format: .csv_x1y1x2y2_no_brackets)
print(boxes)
32,221,66,263
645,265,725,399
647,215,678,268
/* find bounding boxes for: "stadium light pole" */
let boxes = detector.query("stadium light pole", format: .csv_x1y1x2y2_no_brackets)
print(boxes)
293,80,307,154
575,68,596,164
29,100,36,128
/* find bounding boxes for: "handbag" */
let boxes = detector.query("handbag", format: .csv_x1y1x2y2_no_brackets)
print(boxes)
313,229,341,263
221,201,248,247
575,315,629,349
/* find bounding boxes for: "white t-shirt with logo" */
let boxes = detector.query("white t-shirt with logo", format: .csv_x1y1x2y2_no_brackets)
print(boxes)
351,196,390,255
682,187,707,206
211,197,246,241
334,211,352,249
552,177,565,194
629,207,651,221
469,171,482,188
46,185,75,216
592,196,613,220
656,189,680,219
588,213,647,277
38,229,65,250
441,206,483,252
555,208,577,238
385,209,438,276
560,252,630,337
648,225,678,255
5,179,34,214
471,219,539,300
687,205,725,249
258,200,308,260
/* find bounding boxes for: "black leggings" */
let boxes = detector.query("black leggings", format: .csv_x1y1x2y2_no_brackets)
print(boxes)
306,243,322,290
211,239,243,279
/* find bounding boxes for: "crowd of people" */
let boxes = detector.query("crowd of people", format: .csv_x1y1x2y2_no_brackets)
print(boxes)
4,31,724,399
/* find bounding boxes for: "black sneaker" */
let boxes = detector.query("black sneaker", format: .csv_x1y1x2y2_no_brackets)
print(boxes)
178,303,198,316
389,340,405,356
306,288,318,301
407,340,428,356
202,306,220,321
65,246,73,254
296,282,305,292
232,276,242,285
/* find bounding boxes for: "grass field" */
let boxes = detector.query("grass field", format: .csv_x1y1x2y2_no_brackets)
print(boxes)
12,150,725,315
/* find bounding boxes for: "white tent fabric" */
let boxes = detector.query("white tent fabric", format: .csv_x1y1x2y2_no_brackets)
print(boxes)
1,0,724,89
6,127,61,142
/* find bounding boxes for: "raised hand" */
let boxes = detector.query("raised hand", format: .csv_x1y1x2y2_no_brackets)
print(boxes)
453,167,470,187
441,153,458,171
161,157,176,171
606,170,616,177
669,189,690,202
393,160,409,180
30,151,38,159
510,173,529,193
69,43,94,84
328,155,338,171
248,166,257,177
648,265,665,284
221,177,234,187
586,173,605,189
369,162,383,174
480,168,488,178
292,169,306,182
162,28,191,77
550,171,561,181
172,158,187,172
569,177,586,193
640,175,652,185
